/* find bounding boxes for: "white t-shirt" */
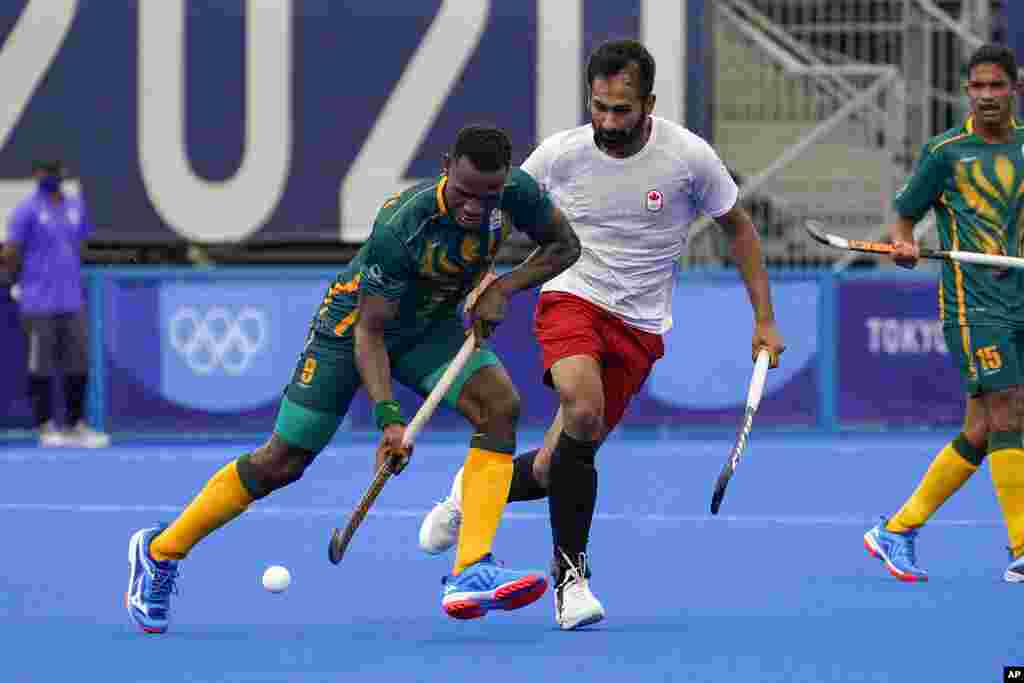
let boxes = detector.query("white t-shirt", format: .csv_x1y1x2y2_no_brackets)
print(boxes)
521,116,739,334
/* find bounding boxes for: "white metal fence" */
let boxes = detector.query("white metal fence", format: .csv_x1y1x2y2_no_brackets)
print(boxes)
687,0,998,269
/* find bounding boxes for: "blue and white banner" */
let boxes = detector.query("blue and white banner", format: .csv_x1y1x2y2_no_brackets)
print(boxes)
0,1,708,245
836,276,963,426
98,270,822,433
158,281,323,412
104,274,330,433
6,270,981,436
646,279,820,420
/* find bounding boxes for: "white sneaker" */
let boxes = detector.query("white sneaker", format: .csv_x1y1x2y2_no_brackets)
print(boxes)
66,420,111,448
418,468,463,554
39,421,69,448
554,551,605,630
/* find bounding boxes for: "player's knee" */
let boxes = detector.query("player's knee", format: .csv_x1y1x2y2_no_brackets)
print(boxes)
962,425,988,452
479,387,521,433
270,455,309,489
561,396,604,441
962,411,988,442
962,410,989,449
244,438,314,495
533,447,553,488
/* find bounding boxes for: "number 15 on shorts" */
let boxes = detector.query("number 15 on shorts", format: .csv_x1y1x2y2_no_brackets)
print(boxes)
976,345,1002,372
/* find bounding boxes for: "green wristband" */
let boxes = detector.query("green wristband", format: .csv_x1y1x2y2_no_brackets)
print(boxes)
374,400,405,430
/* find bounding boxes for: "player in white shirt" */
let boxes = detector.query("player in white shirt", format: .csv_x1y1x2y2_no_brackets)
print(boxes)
419,40,786,629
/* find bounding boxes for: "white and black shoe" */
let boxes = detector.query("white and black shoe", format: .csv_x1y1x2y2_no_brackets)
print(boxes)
39,420,69,448
553,550,605,630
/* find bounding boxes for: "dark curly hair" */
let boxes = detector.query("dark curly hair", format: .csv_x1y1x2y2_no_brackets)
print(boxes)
450,124,512,173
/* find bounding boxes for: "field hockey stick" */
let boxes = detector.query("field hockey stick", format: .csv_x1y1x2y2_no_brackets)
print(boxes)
806,219,1024,269
710,348,771,515
328,333,478,564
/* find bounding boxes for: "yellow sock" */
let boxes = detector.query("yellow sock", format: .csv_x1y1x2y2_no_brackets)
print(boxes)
453,435,514,575
988,432,1024,558
887,434,980,533
150,460,255,561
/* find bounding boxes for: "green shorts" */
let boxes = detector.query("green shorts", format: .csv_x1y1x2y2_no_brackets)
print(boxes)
944,325,1024,397
275,317,501,452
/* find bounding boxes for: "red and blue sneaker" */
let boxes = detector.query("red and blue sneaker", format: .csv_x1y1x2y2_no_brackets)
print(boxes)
441,554,547,619
863,517,928,582
126,525,180,633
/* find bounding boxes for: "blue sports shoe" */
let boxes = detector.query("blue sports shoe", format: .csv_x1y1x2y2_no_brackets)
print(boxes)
863,517,928,582
1004,548,1024,583
126,525,180,633
441,554,547,619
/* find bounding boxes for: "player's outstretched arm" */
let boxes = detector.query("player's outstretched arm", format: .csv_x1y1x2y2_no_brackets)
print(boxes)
468,207,580,339
715,205,785,367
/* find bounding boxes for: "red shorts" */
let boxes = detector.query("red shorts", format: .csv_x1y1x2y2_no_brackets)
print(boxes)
534,291,664,432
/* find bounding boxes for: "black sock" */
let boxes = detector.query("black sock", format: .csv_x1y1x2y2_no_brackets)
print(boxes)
28,375,53,427
547,430,599,578
64,374,88,426
507,449,547,502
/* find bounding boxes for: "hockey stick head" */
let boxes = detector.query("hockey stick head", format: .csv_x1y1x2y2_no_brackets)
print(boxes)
710,364,763,515
710,413,753,515
710,461,735,515
804,219,832,246
327,526,348,564
328,461,394,564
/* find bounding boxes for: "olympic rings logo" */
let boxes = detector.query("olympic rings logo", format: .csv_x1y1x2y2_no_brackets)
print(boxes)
168,306,268,375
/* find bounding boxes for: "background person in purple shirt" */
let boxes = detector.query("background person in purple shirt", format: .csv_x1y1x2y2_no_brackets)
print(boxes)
1,160,109,448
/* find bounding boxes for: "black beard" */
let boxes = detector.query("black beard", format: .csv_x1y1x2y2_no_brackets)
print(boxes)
594,117,645,150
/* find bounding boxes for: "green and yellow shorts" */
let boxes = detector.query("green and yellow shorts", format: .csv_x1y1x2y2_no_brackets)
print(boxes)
944,325,1024,397
274,317,501,453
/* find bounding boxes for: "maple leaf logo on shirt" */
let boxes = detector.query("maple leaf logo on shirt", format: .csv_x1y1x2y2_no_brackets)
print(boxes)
645,189,664,213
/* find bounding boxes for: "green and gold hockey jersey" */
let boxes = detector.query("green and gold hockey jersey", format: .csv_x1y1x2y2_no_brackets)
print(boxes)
315,169,553,350
895,115,1024,329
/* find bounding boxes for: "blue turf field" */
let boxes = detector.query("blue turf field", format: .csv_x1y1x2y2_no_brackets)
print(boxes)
2,432,1021,682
